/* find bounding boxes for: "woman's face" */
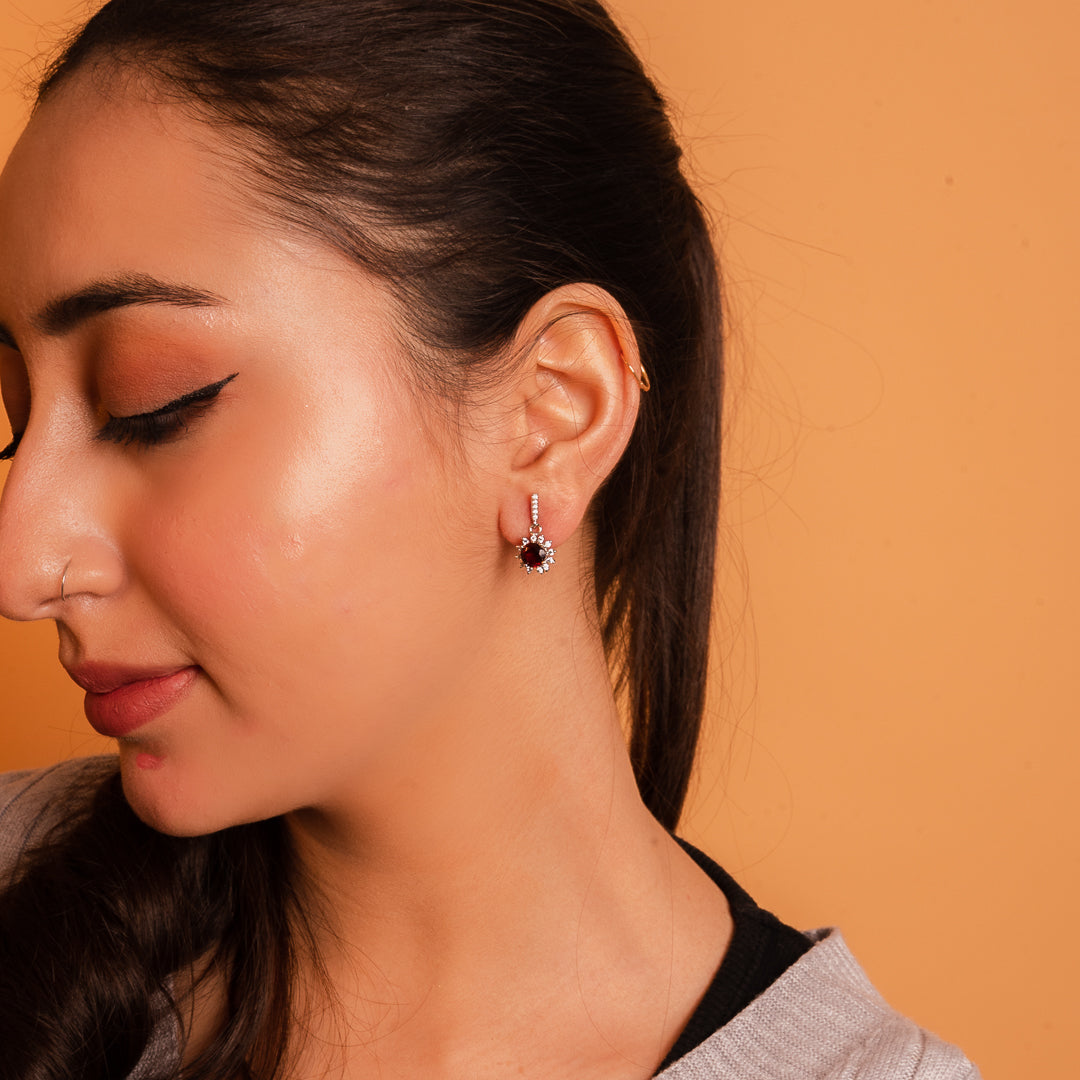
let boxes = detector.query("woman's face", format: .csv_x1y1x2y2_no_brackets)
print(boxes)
0,80,505,835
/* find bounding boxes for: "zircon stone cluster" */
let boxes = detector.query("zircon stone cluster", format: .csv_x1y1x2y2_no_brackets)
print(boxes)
517,493,556,574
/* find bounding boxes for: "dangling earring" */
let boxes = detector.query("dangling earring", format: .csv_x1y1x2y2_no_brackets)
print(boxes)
517,493,555,574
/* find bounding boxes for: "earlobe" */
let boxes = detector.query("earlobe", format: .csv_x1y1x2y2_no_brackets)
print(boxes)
498,283,643,550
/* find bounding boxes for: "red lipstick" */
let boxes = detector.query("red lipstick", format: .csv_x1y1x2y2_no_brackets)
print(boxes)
67,664,199,738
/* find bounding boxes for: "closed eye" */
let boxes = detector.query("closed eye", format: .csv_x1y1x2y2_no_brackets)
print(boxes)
96,372,238,448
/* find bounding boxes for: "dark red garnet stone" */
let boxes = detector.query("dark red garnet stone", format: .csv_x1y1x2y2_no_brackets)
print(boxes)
520,540,547,568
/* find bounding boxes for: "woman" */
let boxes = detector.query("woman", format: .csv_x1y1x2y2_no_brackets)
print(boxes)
0,1,979,1077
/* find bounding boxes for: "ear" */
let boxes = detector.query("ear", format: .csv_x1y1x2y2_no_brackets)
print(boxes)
496,283,645,548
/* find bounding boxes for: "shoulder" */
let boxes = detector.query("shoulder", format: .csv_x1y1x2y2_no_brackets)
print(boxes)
659,929,981,1080
0,756,118,888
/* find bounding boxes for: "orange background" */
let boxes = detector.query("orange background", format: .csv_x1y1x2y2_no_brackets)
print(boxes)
1,2,1077,1076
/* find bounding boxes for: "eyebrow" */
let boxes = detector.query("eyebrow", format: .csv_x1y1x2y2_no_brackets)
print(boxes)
0,273,226,348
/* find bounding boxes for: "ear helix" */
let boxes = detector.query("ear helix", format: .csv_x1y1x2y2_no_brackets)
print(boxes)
516,493,555,575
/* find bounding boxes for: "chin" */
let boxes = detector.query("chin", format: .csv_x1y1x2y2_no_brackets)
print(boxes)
116,747,246,838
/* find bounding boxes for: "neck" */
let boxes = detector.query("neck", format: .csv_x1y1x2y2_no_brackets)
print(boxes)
273,596,731,1078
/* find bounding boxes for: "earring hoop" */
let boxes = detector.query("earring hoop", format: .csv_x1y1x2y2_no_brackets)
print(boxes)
516,493,555,574
625,356,651,392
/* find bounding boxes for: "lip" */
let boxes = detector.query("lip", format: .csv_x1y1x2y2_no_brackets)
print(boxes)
66,663,200,738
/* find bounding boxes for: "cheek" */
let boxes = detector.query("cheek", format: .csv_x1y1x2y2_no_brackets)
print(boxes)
125,386,445,709
111,381,494,828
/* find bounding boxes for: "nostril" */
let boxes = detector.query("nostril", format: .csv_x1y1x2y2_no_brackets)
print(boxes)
0,471,127,619
49,540,127,607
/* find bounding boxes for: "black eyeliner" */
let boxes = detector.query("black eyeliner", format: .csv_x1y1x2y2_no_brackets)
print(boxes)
106,372,239,425
95,371,239,447
0,432,21,461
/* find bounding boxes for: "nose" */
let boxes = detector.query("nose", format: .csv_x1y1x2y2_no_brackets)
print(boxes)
0,426,125,621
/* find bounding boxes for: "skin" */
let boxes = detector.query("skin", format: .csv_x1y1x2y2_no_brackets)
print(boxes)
0,76,731,1079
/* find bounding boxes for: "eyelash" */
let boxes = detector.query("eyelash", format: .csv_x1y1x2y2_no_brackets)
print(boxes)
0,372,238,461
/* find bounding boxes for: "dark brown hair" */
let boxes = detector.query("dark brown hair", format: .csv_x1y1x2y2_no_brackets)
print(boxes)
0,1,723,1076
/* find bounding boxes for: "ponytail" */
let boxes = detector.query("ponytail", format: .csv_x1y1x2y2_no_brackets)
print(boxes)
599,191,723,829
